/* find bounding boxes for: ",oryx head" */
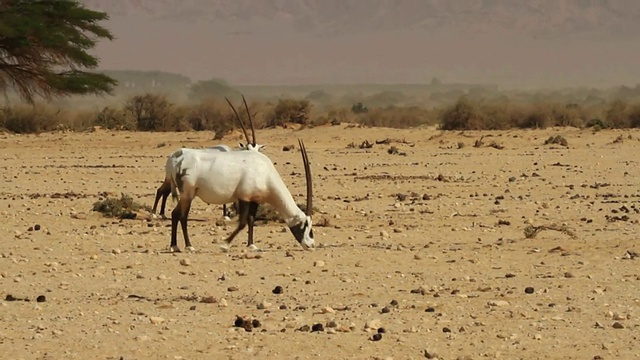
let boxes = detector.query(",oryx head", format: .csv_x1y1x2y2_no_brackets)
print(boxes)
238,142,267,151
289,139,314,249
225,95,266,152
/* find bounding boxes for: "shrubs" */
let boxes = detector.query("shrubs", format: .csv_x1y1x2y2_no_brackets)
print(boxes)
4,91,640,134
544,135,568,146
440,97,486,130
185,98,237,139
0,92,266,134
92,193,150,219
438,98,581,130
584,100,640,129
356,106,435,128
606,100,629,128
584,118,607,130
0,105,99,133
265,98,311,128
627,104,640,128
437,97,640,130
556,104,584,127
124,93,174,131
351,102,368,114
518,103,554,129
0,105,65,133
94,106,131,130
